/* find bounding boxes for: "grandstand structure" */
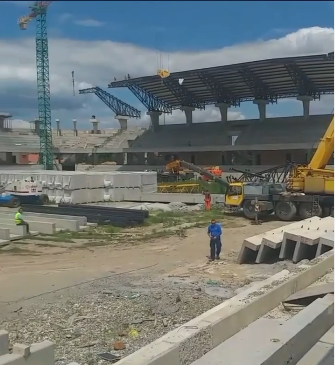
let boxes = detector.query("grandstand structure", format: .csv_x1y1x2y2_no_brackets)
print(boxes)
0,52,334,168
108,51,334,166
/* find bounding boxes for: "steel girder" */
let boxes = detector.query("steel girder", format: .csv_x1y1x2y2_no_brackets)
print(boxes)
239,67,277,103
284,63,320,100
79,87,141,118
197,72,240,106
108,81,172,113
163,78,205,109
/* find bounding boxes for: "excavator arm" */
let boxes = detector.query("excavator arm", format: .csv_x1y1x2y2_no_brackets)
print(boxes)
308,115,334,170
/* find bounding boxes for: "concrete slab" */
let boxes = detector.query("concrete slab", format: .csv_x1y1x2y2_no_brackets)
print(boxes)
117,251,334,365
297,327,334,365
190,318,285,365
283,282,334,305
192,294,334,365
238,217,322,264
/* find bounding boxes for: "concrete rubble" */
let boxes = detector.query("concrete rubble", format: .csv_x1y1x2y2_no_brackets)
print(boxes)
0,170,157,204
238,216,334,264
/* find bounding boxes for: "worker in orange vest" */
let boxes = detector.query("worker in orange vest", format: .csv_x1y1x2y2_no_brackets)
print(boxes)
204,190,212,210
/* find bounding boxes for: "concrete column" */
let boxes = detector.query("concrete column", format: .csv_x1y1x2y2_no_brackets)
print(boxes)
55,119,61,136
215,102,231,123
297,95,313,119
34,118,40,135
253,99,269,121
0,117,4,130
147,111,161,131
181,106,195,125
123,152,128,164
116,115,129,131
72,119,77,136
89,116,99,134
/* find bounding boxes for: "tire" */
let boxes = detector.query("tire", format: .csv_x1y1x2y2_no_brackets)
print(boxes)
275,201,297,221
242,200,256,220
9,197,20,208
39,194,49,205
298,202,322,220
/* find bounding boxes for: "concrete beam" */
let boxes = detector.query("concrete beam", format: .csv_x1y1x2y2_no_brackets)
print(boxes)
116,251,334,365
192,294,334,365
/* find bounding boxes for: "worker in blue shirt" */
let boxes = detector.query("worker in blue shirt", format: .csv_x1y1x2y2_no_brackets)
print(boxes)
207,218,222,261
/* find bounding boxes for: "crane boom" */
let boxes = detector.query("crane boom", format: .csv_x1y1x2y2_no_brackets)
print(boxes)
308,115,334,170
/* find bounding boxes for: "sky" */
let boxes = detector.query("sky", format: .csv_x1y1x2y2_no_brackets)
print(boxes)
0,1,334,130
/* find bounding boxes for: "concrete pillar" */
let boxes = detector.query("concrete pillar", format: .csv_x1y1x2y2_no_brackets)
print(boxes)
253,99,269,121
147,111,161,131
72,119,78,136
215,102,231,123
89,116,99,134
0,117,4,130
181,106,195,125
116,115,129,131
123,152,128,164
34,118,40,135
297,95,313,119
55,119,61,136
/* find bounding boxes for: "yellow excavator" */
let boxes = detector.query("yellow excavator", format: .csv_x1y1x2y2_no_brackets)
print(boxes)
225,115,334,221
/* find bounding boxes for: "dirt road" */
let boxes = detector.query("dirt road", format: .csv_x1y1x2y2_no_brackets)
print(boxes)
0,218,286,305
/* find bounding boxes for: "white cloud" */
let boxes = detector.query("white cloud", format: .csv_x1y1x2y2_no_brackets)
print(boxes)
11,119,31,129
0,26,333,130
74,19,105,27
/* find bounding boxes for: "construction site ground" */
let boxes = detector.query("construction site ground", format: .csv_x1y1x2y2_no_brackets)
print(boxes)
0,210,307,364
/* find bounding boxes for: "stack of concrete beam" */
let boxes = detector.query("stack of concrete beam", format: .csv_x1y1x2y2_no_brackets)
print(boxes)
0,170,157,204
238,216,334,264
0,210,92,246
0,330,80,365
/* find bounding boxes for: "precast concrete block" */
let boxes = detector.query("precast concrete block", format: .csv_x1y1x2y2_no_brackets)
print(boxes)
0,331,9,356
0,229,10,241
239,217,321,264
280,217,334,262
0,224,26,236
316,233,335,258
0,218,54,235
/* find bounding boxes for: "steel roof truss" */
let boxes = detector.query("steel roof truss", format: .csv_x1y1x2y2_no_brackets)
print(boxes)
238,67,277,103
285,63,321,100
163,78,205,109
197,72,241,107
127,84,173,113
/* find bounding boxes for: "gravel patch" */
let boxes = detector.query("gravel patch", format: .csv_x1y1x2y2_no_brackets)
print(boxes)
0,274,224,365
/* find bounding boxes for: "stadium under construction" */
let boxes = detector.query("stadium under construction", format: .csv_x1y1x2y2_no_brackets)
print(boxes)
0,51,334,170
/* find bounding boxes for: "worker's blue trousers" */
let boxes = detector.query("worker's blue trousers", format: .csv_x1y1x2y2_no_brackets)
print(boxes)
209,237,222,259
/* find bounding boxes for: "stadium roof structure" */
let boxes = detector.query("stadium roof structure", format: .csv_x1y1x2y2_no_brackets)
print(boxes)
108,52,334,114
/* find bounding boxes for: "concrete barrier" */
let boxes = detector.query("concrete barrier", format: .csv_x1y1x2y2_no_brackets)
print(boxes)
0,330,81,365
117,251,334,365
0,228,10,241
0,223,27,236
191,294,334,365
0,213,78,232
0,219,55,235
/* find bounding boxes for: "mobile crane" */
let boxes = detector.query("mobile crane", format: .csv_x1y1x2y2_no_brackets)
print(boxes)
225,115,334,221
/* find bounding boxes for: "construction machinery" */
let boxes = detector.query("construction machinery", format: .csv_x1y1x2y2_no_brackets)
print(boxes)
18,1,54,170
0,179,49,207
225,115,334,221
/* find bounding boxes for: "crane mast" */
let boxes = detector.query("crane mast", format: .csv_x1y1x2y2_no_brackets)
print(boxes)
18,1,54,170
